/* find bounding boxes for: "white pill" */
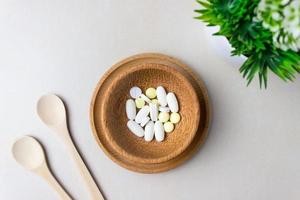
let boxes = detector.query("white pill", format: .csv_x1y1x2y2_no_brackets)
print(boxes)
140,116,150,127
149,103,158,121
154,121,165,142
135,105,150,124
130,86,142,99
140,94,152,104
127,120,144,137
166,92,179,112
126,99,136,120
144,121,155,142
159,106,170,112
156,86,167,106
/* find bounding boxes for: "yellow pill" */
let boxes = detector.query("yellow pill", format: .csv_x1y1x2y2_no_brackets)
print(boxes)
152,99,159,104
164,122,174,133
170,112,181,124
158,112,170,122
135,98,145,108
145,88,157,99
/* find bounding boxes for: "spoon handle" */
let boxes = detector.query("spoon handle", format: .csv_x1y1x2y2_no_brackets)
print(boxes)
63,135,105,200
36,165,72,200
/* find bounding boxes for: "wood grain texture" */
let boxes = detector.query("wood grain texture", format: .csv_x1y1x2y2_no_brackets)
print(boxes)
90,53,211,173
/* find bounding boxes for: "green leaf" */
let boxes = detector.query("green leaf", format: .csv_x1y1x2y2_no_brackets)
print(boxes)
197,0,210,8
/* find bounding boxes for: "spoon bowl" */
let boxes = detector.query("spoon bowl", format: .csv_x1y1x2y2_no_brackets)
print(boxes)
37,94,66,126
12,136,72,200
12,136,45,170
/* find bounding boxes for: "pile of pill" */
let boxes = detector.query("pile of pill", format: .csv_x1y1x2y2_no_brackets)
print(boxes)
126,86,181,142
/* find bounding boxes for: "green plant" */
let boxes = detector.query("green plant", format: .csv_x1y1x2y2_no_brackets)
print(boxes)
195,0,300,88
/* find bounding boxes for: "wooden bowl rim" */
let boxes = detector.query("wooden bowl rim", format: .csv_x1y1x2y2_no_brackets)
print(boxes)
90,53,211,173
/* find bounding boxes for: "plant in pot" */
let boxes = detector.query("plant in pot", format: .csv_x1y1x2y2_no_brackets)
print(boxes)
195,0,300,88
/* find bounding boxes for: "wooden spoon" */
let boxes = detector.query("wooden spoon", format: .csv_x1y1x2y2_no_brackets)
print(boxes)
12,136,72,200
37,94,104,200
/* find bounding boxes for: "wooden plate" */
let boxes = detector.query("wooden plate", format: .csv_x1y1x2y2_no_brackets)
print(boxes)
90,53,211,173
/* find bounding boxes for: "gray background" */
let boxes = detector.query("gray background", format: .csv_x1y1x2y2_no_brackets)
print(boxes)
1,0,300,200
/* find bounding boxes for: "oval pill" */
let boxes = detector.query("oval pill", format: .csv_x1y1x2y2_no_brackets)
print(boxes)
164,122,174,133
159,106,170,112
144,121,155,142
156,86,167,106
166,92,179,112
140,94,152,104
135,105,150,124
130,86,142,99
145,88,157,99
127,120,144,137
126,99,136,120
158,112,170,123
135,98,145,109
170,112,181,124
151,99,159,104
154,121,165,142
140,116,150,127
149,103,158,121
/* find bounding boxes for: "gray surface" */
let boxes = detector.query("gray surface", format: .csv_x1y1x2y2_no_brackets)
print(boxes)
1,1,300,200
